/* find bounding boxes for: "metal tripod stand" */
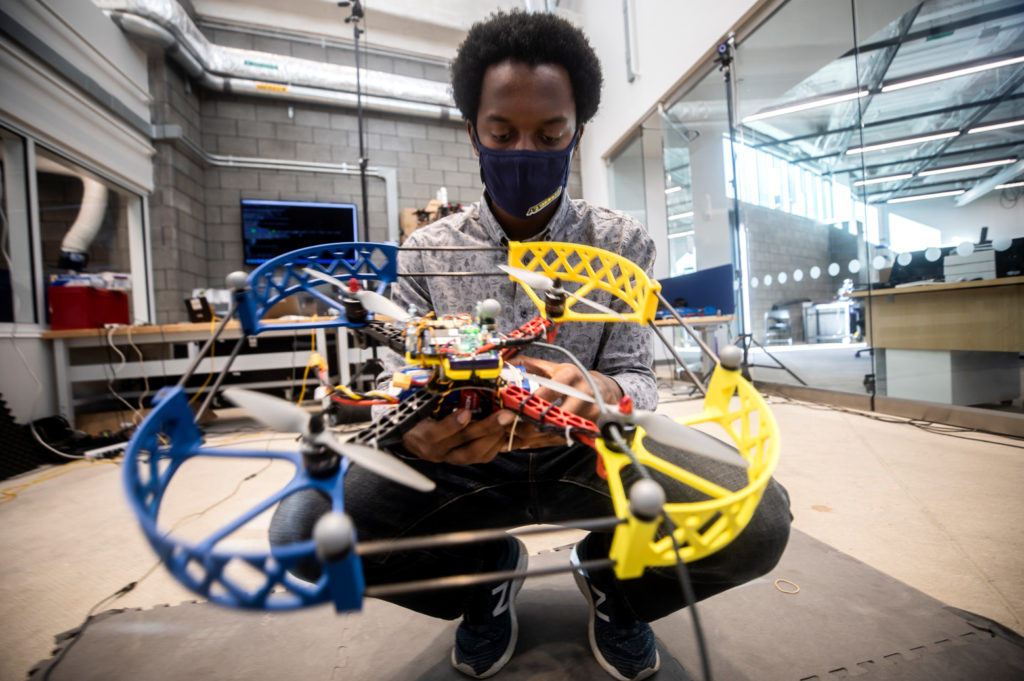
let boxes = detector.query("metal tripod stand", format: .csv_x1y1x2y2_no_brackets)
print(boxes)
733,333,806,385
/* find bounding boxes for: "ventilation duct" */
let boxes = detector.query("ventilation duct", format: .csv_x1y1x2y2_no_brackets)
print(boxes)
36,157,110,271
95,0,462,121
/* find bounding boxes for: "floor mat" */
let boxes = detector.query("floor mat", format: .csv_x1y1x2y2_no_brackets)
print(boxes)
30,530,1024,680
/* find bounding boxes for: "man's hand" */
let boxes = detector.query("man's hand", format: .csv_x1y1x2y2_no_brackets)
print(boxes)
401,407,517,465
508,355,623,450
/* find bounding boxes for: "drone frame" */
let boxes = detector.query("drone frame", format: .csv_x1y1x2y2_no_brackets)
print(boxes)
122,239,780,613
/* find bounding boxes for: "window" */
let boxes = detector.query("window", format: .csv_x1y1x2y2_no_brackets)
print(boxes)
1,127,30,323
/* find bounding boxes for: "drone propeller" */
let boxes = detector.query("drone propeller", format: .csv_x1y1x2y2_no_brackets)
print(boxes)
506,370,746,468
302,267,411,322
626,411,749,469
522,372,597,405
223,388,435,492
498,265,625,320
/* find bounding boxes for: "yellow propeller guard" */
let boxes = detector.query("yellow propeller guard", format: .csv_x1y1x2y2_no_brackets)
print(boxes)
507,241,661,323
598,362,780,579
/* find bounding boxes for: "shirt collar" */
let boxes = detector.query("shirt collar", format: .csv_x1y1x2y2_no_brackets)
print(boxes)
477,190,574,245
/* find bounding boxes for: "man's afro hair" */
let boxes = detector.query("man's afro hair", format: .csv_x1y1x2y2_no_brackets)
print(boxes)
450,10,603,126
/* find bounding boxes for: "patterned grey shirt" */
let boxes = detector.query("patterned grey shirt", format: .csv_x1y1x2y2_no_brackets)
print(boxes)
379,192,657,411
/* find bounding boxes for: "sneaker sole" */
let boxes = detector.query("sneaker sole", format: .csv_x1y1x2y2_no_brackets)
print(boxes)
451,538,529,679
571,546,661,681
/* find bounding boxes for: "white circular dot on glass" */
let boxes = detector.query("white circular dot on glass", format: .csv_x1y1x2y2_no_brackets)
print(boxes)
828,263,840,276
750,276,759,289
793,269,804,282
993,237,1012,252
925,247,942,262
956,241,974,257
778,272,788,284
763,274,773,286
896,252,912,266
872,255,887,271
848,259,862,274
810,266,821,279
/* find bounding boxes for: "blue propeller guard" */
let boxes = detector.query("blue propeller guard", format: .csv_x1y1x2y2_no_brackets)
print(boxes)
121,241,400,611
122,386,364,611
237,241,399,334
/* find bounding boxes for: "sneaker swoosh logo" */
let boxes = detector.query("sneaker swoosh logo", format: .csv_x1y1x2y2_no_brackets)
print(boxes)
491,581,511,617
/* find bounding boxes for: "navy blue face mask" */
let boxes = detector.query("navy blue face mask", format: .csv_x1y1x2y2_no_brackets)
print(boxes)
475,130,579,220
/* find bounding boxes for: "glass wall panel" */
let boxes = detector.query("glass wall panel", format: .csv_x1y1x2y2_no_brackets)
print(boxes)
723,0,1023,414
608,132,647,225
733,0,871,394
660,69,737,383
662,117,696,276
852,0,1024,412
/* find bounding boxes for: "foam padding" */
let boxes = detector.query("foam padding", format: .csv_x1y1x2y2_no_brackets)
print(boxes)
31,530,1024,680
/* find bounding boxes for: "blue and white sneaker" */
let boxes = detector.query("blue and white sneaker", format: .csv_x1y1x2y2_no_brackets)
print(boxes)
451,537,528,678
571,544,660,681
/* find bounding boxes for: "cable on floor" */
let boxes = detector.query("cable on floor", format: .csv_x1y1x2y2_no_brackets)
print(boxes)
765,393,1024,450
0,459,120,506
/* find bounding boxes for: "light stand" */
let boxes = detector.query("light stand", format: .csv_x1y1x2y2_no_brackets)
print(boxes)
716,38,805,386
715,37,746,338
339,0,370,242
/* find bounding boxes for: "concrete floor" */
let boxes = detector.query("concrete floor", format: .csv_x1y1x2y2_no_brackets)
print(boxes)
1,391,1022,681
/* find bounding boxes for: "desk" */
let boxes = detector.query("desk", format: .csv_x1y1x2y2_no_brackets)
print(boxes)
850,276,1023,352
653,315,735,377
43,320,335,425
850,276,1023,405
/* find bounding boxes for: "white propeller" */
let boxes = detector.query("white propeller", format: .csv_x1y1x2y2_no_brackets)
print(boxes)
498,265,625,320
302,267,411,322
627,412,749,469
223,388,435,491
522,373,597,405
503,370,747,468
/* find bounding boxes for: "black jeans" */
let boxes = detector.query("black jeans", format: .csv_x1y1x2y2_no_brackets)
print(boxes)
269,433,792,623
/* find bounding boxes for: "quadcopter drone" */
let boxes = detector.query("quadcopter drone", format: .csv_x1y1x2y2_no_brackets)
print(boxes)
123,240,779,613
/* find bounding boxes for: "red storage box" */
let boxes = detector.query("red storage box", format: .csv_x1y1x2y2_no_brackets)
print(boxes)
49,285,130,330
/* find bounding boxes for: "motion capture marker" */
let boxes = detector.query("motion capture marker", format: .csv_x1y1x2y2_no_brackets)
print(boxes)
225,270,249,290
478,298,501,327
314,512,356,562
719,345,743,371
629,478,666,522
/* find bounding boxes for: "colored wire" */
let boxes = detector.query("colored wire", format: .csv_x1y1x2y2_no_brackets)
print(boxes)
295,326,318,405
105,326,145,425
188,316,218,405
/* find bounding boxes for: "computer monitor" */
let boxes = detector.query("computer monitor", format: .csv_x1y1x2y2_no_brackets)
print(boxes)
888,247,952,285
241,199,358,265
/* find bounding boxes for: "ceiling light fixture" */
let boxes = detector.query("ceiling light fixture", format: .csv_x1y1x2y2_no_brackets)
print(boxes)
886,189,966,204
967,118,1024,134
741,90,869,123
918,158,1017,176
668,211,694,220
665,186,682,194
853,173,913,186
846,130,960,155
995,180,1024,189
881,54,1024,93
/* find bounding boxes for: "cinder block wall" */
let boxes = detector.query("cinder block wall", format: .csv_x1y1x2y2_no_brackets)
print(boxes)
742,203,862,343
145,21,583,322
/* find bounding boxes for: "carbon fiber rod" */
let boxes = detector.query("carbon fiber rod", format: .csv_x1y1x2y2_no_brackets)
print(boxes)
175,297,239,388
654,291,719,363
194,335,248,422
648,321,707,396
355,516,623,556
364,558,616,597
